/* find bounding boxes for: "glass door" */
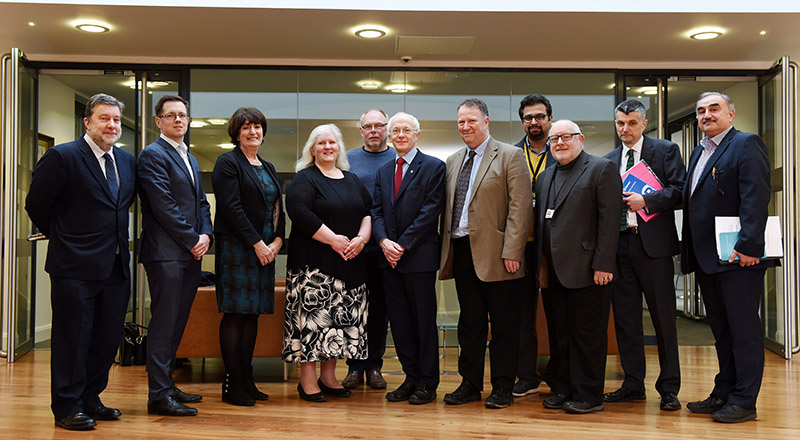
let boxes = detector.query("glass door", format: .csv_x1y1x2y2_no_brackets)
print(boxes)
1,48,37,362
758,56,798,359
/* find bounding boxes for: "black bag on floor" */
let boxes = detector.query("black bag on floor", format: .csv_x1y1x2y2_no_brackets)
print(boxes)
119,322,148,366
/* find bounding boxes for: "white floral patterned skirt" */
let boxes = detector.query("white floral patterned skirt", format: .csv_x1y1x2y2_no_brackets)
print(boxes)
282,266,368,363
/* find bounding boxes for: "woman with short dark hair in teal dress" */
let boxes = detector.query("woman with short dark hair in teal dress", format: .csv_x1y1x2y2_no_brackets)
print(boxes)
212,107,285,406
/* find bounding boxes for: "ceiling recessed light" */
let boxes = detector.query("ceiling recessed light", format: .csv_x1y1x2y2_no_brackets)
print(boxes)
689,30,723,40
354,26,387,39
27,22,35,27
207,118,228,125
760,30,767,35
386,84,413,94
75,22,110,33
190,121,207,128
218,143,235,149
357,80,382,90
642,86,658,96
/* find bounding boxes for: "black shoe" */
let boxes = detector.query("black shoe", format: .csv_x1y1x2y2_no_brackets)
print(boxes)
563,400,604,414
386,380,417,402
542,393,568,409
484,388,513,409
603,387,646,403
297,383,326,402
366,368,387,390
512,379,540,397
443,381,481,405
318,379,351,397
54,413,96,430
712,403,757,423
147,395,198,416
408,383,437,405
687,395,726,414
173,386,202,403
242,368,269,401
341,371,363,389
222,374,256,406
84,404,121,420
660,392,682,411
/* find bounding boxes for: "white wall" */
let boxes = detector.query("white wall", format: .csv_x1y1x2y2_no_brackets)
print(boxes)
34,75,78,343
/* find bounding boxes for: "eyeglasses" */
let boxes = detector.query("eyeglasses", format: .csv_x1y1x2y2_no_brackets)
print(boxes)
522,114,549,123
158,113,189,121
548,133,581,143
361,123,387,131
390,127,417,136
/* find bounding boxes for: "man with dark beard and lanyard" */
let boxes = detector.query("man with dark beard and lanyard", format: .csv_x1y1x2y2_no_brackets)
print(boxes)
512,94,556,398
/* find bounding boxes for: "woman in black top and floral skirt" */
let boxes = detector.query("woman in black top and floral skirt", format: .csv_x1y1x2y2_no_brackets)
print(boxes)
212,107,285,406
283,123,372,402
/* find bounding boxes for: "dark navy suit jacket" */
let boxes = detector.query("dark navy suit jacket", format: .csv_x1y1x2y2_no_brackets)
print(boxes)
137,136,212,263
371,150,446,273
604,135,686,259
25,137,136,280
681,127,777,274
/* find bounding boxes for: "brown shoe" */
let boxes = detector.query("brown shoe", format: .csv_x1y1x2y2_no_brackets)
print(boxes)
366,369,387,389
341,371,363,389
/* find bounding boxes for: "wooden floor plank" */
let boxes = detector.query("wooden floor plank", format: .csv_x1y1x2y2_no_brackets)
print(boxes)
2,346,799,439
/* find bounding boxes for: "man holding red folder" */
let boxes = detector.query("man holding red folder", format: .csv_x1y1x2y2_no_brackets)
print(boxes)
602,99,686,412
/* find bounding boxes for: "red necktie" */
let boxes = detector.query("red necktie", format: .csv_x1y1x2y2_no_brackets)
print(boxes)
394,157,405,199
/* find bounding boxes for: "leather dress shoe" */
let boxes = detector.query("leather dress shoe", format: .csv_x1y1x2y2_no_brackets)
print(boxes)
366,369,387,389
297,383,326,402
341,371,363,389
173,386,202,403
512,379,540,397
386,380,416,402
603,387,646,403
485,388,513,409
54,413,96,430
542,393,568,409
147,395,198,416
318,379,351,397
660,392,682,411
563,400,604,414
687,395,726,414
408,383,437,405
443,381,481,405
712,403,757,423
84,404,121,420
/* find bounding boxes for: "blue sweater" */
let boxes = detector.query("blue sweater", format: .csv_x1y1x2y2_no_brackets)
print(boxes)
346,145,396,200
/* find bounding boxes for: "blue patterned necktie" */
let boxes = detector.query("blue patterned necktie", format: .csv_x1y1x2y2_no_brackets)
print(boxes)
451,150,476,233
102,152,119,204
620,148,635,231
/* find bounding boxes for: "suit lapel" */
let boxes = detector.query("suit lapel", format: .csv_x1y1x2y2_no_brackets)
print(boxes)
609,145,623,168
157,137,195,189
692,128,736,198
447,148,466,208
553,153,589,211
640,136,655,167
113,146,132,200
468,138,498,206
235,147,268,206
395,152,422,203
78,137,115,203
538,167,556,225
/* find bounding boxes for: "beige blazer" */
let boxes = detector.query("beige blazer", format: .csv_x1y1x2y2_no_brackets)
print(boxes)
439,137,532,282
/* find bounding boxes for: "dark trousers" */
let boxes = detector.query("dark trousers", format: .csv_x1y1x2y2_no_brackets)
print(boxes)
516,241,541,384
347,246,388,372
612,231,680,395
144,259,201,401
49,254,130,419
452,237,521,391
541,274,611,406
382,269,440,387
696,268,766,409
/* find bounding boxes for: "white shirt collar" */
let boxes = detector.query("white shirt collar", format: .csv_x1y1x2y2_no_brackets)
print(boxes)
84,134,114,160
160,133,187,155
398,147,418,164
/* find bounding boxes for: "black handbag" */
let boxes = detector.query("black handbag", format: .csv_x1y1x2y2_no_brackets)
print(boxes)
119,322,148,366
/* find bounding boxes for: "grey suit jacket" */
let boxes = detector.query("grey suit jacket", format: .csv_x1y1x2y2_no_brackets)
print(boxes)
439,137,532,282
535,150,621,289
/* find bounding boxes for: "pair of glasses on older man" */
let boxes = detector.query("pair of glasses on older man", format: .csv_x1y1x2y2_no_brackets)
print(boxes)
548,133,581,144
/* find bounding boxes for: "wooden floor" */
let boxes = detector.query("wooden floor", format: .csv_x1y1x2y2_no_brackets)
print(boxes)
2,346,800,439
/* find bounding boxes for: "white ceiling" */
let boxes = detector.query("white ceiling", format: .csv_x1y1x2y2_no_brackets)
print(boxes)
1,3,799,69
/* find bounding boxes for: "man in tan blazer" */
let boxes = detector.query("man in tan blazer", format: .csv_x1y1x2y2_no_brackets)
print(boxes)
440,98,532,409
